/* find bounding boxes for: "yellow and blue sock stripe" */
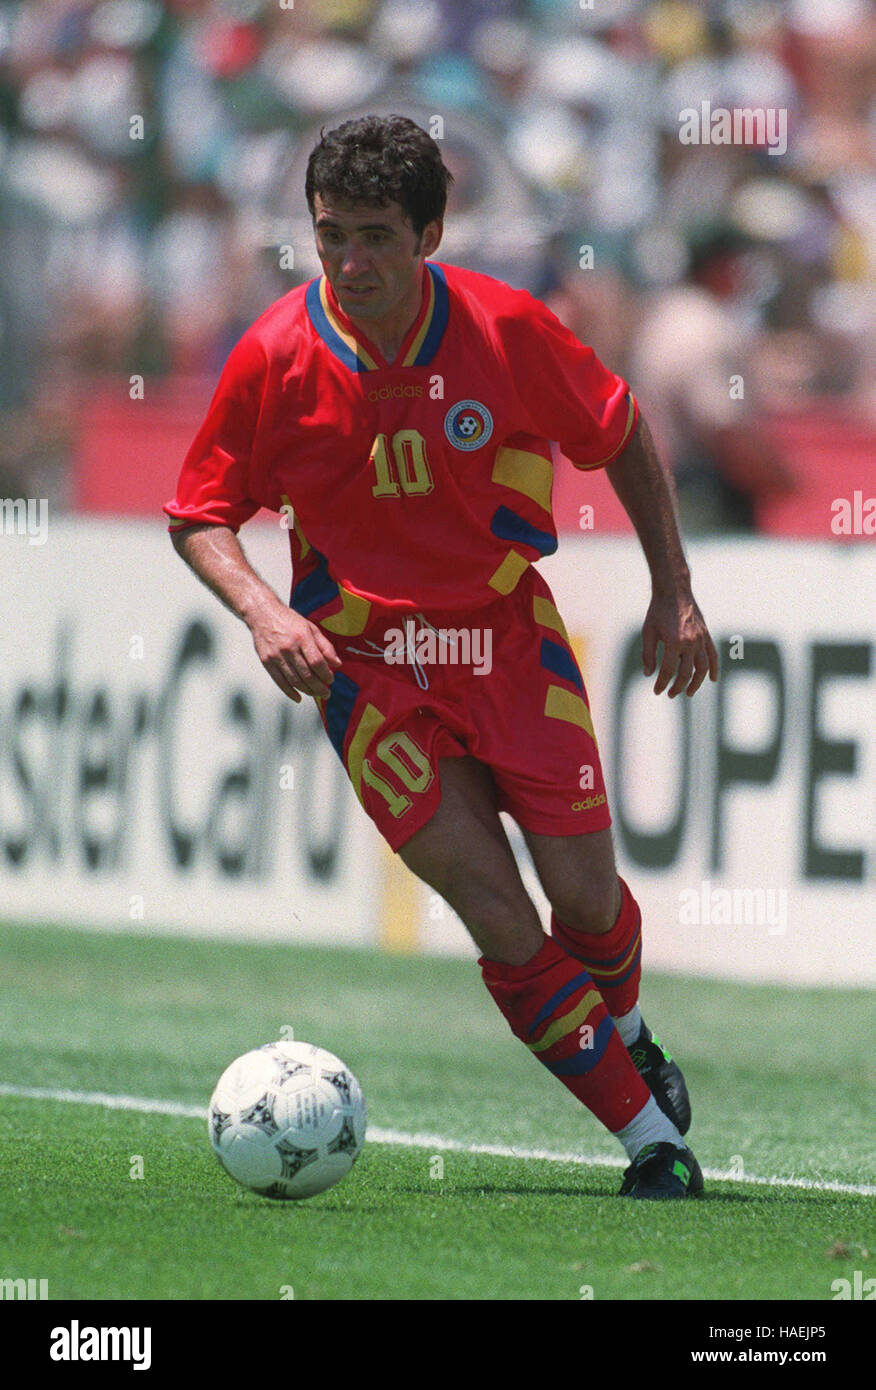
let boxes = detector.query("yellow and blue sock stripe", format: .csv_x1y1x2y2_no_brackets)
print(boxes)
524,972,615,1076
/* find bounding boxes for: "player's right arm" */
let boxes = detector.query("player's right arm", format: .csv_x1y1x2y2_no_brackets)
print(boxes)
171,523,341,703
166,323,340,703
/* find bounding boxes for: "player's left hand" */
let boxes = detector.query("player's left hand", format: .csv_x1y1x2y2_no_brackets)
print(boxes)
642,589,719,697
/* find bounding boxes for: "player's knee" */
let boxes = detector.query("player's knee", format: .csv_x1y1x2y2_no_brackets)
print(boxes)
549,875,621,936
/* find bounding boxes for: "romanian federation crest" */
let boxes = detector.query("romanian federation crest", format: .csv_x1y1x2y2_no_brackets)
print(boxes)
444,400,494,451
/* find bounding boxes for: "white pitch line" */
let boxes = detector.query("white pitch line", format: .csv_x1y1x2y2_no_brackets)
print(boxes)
0,1082,206,1119
1,1082,874,1198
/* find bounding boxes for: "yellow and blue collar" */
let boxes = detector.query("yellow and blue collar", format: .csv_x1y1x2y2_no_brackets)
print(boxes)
306,261,449,373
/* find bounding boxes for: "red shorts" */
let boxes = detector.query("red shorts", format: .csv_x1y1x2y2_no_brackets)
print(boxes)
314,568,612,852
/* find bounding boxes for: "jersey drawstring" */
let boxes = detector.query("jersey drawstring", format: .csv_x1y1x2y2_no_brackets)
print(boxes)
344,638,387,659
406,619,429,691
343,612,459,692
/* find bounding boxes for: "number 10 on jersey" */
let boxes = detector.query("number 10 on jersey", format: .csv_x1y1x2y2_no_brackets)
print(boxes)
369,430,434,497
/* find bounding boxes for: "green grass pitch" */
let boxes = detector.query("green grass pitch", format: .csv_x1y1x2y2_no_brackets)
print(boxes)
0,921,873,1301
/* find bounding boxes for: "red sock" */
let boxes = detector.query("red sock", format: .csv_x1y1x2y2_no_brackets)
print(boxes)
550,876,642,1018
480,935,652,1134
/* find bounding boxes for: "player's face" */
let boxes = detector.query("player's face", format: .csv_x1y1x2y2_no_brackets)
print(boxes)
313,194,442,328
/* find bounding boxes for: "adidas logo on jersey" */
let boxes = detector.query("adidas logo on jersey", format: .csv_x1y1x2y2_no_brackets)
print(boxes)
368,384,423,401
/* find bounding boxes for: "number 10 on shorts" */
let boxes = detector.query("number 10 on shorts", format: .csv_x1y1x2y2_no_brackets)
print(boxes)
361,731,435,818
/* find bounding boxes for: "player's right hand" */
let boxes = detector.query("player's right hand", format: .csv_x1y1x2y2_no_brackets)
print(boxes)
249,603,342,703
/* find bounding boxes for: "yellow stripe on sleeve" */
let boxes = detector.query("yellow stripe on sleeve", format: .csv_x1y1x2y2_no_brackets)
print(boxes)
580,392,637,470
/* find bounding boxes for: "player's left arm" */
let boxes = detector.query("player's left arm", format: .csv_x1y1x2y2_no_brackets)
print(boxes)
606,413,719,698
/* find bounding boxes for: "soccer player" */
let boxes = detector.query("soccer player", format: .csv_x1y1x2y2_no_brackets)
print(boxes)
166,115,719,1199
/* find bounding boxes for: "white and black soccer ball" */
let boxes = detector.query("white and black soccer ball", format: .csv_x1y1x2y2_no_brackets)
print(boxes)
208,1041,366,1200
457,413,479,437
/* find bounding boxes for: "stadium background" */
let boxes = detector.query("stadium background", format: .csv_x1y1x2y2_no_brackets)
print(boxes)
1,0,874,979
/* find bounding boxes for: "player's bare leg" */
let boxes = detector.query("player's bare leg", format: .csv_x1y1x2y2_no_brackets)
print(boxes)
397,756,543,966
522,825,692,1136
521,826,621,935
397,770,621,956
398,758,702,1197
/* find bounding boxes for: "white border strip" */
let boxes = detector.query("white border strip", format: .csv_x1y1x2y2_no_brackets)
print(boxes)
1,1082,873,1197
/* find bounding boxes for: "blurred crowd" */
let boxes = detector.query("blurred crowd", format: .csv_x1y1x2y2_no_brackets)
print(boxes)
1,0,874,529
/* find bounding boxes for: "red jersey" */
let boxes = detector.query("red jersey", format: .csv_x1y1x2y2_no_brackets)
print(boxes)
165,261,637,629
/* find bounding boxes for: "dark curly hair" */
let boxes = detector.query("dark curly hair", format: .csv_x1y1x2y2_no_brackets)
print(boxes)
305,115,453,242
